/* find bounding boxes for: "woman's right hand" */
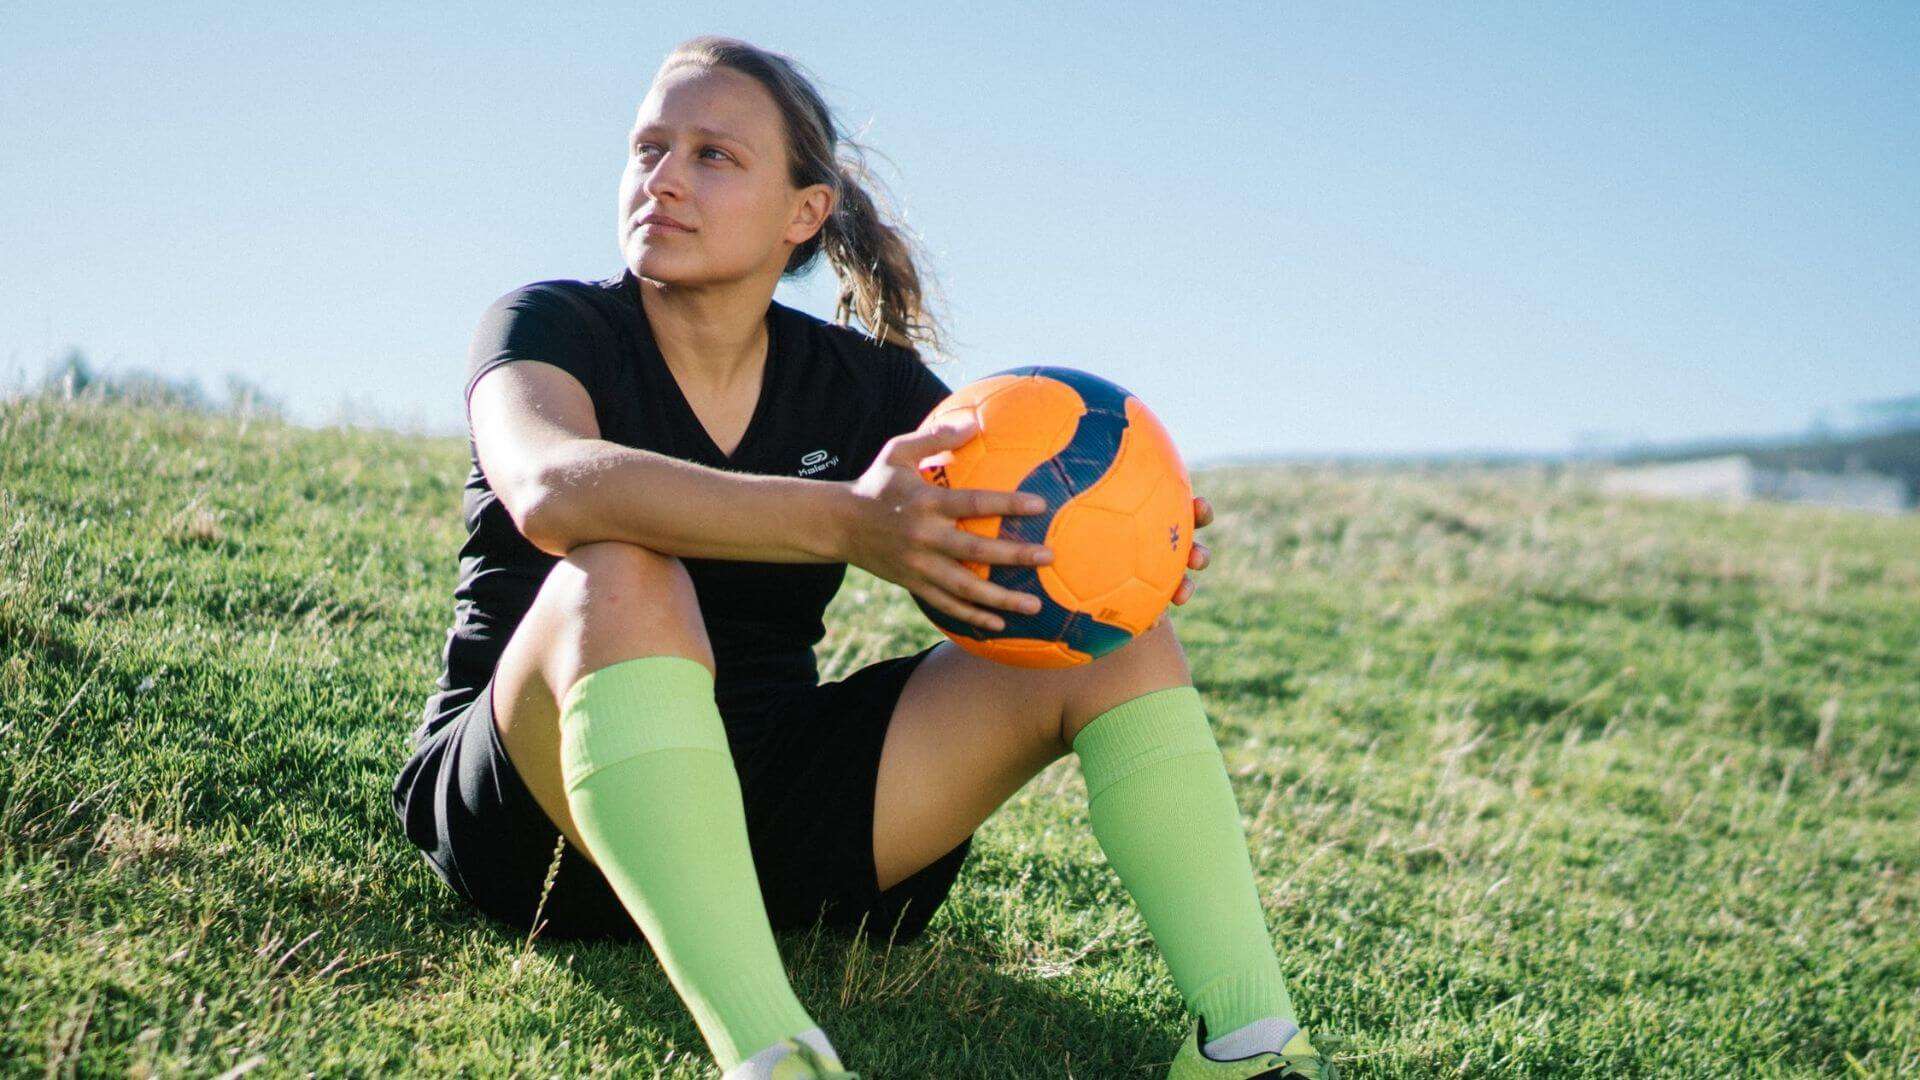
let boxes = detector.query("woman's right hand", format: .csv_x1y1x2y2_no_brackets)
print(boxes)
839,418,1054,632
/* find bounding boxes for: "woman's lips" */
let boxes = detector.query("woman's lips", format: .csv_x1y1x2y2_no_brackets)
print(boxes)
636,216,692,233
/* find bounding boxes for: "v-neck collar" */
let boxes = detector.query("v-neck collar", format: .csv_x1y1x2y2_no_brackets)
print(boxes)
622,270,783,468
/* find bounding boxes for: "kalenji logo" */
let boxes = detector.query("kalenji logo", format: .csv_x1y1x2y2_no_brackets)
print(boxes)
798,448,839,476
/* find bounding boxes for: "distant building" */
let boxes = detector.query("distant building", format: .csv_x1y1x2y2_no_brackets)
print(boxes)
1601,455,1910,515
1850,394,1920,435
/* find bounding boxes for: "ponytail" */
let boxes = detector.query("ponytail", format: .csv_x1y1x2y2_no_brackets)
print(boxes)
819,147,949,357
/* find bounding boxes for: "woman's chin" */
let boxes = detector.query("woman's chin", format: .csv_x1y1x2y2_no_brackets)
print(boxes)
627,250,700,285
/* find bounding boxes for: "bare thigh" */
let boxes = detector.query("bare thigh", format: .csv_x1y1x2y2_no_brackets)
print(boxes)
488,540,715,869
872,614,1195,891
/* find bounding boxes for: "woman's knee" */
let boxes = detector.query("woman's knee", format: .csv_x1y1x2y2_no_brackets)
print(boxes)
560,538,687,591
535,540,715,684
1056,615,1194,749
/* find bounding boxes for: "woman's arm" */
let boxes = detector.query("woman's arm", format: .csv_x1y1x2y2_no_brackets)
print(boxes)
470,359,850,562
521,441,849,564
473,356,1053,629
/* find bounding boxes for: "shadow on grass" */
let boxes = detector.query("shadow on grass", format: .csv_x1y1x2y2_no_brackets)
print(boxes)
4,682,1171,1077
393,849,1174,1078
16,801,1171,1076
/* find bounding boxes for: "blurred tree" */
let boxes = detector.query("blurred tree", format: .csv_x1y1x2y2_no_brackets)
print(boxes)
31,347,281,418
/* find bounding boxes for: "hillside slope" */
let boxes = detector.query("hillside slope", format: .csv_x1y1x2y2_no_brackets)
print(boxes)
3,397,1916,1077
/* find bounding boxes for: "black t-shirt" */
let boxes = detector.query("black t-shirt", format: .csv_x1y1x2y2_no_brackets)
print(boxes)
414,268,954,747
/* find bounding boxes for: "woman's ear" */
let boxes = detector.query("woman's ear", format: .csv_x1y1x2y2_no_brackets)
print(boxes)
786,182,835,246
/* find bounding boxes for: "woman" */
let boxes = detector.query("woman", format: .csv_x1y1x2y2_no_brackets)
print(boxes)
390,35,1332,1080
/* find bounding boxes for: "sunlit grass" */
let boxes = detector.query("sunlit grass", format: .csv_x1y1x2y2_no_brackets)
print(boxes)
3,396,1915,1077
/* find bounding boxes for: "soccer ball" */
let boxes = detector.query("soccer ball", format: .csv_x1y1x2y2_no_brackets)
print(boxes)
910,365,1193,668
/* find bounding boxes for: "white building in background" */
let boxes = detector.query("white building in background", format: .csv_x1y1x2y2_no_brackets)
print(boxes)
1602,455,1910,515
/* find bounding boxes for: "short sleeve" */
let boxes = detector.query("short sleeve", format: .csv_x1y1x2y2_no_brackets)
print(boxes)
888,347,956,436
463,284,605,419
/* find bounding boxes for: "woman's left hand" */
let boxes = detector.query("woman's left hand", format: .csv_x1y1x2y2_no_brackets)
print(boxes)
1171,494,1213,606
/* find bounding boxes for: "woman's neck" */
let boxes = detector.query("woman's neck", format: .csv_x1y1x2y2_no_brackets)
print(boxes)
635,276,772,393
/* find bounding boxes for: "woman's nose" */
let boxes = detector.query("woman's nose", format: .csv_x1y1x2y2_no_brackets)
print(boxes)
641,150,686,201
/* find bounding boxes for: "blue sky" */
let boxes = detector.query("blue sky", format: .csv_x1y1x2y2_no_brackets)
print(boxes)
3,2,1914,463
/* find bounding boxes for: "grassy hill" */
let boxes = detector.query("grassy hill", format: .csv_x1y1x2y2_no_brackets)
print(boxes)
3,396,1916,1077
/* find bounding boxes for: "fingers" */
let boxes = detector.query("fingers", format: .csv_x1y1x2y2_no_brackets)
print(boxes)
940,486,1047,521
887,416,978,465
1194,495,1214,529
917,576,1033,632
933,528,1053,568
1172,574,1195,606
916,581,1002,631
1187,540,1210,571
930,559,1043,623
911,551,1042,631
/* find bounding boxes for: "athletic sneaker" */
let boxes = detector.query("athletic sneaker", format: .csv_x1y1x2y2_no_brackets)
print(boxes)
719,1038,859,1080
1166,1015,1336,1080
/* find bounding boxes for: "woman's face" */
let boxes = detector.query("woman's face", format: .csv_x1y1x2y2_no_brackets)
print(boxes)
619,64,831,289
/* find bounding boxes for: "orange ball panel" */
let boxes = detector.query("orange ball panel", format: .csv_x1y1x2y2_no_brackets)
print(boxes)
971,377,1084,454
914,417,1001,579
1038,503,1136,609
934,373,1026,414
1034,395,1193,629
1101,578,1173,637
951,634,1093,669
1134,469,1194,600
915,375,1083,579
1121,398,1194,608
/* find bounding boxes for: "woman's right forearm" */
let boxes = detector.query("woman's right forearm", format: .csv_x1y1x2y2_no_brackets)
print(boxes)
518,437,852,564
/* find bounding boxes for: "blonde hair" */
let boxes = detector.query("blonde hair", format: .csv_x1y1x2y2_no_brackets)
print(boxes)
657,36,951,360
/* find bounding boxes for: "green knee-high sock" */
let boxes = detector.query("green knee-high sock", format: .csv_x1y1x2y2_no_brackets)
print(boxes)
559,655,816,1071
1070,685,1297,1035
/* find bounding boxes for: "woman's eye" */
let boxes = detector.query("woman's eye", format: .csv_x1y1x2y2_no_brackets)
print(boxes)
629,143,728,163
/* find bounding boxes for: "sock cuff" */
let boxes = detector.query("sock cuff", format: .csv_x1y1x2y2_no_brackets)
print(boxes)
686,974,815,1071
1070,685,1219,802
1192,962,1297,1037
558,654,729,790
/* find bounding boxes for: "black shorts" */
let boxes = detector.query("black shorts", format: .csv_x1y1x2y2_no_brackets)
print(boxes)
389,643,972,945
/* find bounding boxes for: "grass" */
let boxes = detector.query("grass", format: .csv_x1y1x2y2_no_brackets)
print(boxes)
2,395,1916,1077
